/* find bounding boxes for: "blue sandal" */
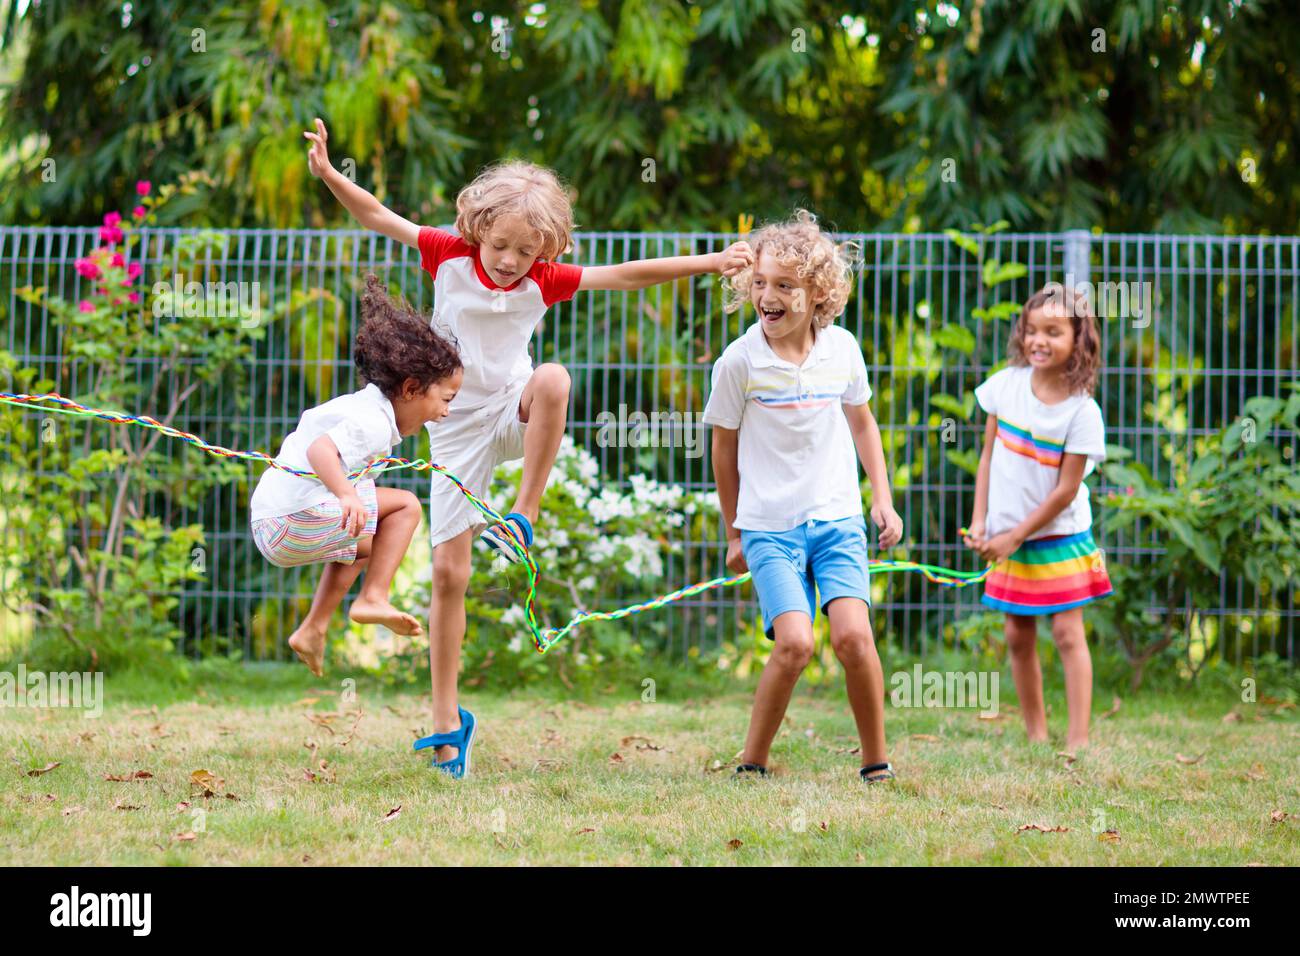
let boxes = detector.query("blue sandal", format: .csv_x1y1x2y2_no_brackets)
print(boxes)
479,512,533,564
413,706,477,778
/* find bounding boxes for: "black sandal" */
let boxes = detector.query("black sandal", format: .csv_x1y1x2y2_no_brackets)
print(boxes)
859,761,895,783
734,763,769,777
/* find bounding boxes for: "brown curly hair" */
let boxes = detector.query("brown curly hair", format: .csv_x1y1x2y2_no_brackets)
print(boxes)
354,274,461,399
1008,284,1102,396
723,208,860,328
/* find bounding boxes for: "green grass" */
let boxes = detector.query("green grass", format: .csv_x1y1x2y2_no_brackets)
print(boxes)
2,663,1296,865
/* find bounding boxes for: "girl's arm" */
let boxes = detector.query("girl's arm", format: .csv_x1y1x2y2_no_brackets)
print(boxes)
711,426,747,573
843,402,903,547
976,453,1090,563
305,435,367,537
964,413,998,549
304,119,421,249
578,242,752,292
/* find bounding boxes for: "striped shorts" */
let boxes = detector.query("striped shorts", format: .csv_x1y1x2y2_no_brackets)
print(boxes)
251,479,379,568
981,528,1113,616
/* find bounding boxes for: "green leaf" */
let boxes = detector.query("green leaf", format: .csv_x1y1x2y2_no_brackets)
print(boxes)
982,260,1028,287
943,228,980,258
946,448,981,477
933,323,975,356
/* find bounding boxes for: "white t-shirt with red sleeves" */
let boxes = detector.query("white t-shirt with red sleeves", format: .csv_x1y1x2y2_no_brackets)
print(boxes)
417,227,583,410
974,365,1107,540
702,322,873,532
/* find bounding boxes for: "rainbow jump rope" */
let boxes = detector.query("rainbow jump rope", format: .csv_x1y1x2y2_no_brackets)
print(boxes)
0,391,993,653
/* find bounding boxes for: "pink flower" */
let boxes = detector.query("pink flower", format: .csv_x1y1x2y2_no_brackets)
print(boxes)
103,211,122,228
1125,486,1135,496
99,225,123,245
94,284,107,296
75,258,101,280
133,205,147,219
79,300,95,313
111,297,123,306
111,252,125,267
126,262,142,280
128,292,140,303
136,181,151,196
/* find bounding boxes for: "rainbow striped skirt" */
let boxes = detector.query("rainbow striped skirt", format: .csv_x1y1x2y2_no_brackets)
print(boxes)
981,529,1113,616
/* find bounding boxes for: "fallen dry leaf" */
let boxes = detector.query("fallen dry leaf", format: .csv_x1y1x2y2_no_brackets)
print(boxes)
1098,829,1121,843
1269,810,1289,823
910,734,940,742
190,768,224,796
1099,696,1122,719
113,799,141,811
1017,823,1069,833
294,698,320,707
173,832,196,842
726,839,743,850
175,802,191,812
1056,751,1078,766
103,770,153,782
609,752,624,763
25,762,60,777
1222,711,1243,724
575,827,596,835
1175,753,1205,765
621,735,651,746
1243,763,1268,782
382,806,402,823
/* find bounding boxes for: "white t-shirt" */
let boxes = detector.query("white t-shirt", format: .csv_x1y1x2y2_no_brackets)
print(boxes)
250,383,402,521
973,365,1106,539
702,322,872,532
418,227,583,411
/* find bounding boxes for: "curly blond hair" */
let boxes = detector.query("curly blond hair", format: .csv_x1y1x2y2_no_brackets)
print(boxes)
455,160,575,261
723,208,859,327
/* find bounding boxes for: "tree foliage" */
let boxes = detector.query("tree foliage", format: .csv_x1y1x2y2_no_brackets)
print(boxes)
3,0,1296,233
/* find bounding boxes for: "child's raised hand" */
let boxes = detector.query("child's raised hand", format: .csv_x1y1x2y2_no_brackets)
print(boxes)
303,118,334,179
716,241,754,278
725,537,748,575
871,502,903,549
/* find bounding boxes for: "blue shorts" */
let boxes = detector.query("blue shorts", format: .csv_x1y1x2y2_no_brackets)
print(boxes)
740,515,872,640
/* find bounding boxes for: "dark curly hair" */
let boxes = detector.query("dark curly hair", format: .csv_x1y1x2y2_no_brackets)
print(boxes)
354,274,461,400
1008,284,1102,396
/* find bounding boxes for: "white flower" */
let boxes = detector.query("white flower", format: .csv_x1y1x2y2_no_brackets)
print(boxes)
577,576,596,591
507,634,524,654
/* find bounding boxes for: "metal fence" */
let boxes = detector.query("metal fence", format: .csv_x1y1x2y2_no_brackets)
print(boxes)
2,227,1297,664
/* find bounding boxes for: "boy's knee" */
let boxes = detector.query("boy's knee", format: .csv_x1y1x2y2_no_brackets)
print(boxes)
771,631,815,672
830,625,874,664
432,554,471,595
535,363,571,403
399,490,421,513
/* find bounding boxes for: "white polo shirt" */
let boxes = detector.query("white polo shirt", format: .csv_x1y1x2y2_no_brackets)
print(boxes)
250,383,402,521
974,365,1107,539
418,227,583,411
702,322,872,532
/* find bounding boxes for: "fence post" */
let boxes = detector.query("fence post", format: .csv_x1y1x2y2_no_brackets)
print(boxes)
1063,228,1092,292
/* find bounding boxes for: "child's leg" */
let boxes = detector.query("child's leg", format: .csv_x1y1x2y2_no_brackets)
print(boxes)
288,552,370,677
428,528,474,761
349,487,423,635
1050,607,1092,750
826,598,887,769
504,363,570,533
742,612,815,767
1005,613,1048,742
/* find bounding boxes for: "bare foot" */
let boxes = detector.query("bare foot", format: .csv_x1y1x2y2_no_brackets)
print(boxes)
288,623,328,677
350,597,423,635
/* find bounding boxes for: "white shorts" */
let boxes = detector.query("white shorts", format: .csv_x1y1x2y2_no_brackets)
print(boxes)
425,379,527,548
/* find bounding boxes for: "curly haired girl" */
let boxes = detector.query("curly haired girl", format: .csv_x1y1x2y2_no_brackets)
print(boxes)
250,274,463,677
